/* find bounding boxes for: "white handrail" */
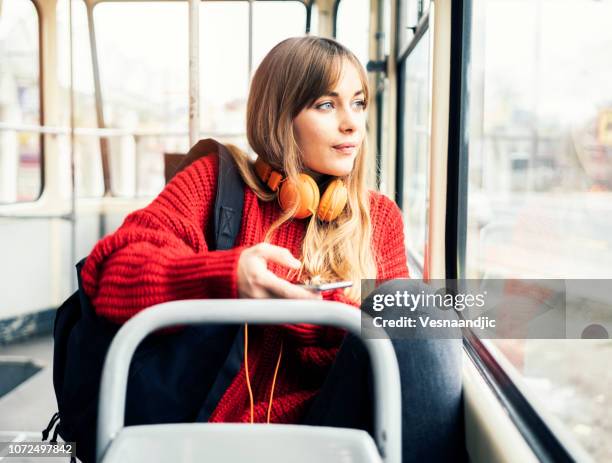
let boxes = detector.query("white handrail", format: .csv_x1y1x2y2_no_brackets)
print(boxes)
0,122,243,139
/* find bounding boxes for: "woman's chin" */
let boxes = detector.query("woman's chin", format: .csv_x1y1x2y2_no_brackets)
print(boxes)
321,159,356,177
332,169,353,178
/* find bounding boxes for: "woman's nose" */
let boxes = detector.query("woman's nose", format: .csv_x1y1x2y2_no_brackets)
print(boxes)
338,107,359,133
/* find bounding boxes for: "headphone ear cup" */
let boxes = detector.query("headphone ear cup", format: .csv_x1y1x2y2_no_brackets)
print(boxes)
278,173,320,219
317,178,348,222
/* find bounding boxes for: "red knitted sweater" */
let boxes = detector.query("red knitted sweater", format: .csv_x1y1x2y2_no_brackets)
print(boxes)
81,151,409,424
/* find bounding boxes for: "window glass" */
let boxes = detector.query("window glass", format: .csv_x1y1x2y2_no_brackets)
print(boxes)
466,1,612,460
200,1,305,151
94,2,189,197
0,0,41,203
200,1,248,143
405,0,419,31
93,1,306,197
336,0,370,66
401,30,431,271
253,1,306,69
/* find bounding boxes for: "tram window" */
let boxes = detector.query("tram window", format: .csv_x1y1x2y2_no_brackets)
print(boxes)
93,1,307,197
400,29,431,271
199,0,306,150
57,0,105,198
94,2,189,197
199,2,249,152
252,2,307,69
335,0,370,66
465,1,612,460
0,0,42,204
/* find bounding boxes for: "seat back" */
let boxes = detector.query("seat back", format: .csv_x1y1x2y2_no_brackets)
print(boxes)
96,300,402,463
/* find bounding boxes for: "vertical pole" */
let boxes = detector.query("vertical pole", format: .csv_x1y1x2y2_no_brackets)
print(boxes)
248,0,254,78
428,1,452,279
69,0,76,281
374,0,386,190
87,4,110,195
247,0,254,155
189,0,200,147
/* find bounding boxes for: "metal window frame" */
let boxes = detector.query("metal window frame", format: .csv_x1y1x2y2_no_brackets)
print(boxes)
397,12,428,67
332,0,340,38
397,0,429,52
463,332,579,463
394,0,430,278
445,0,468,281
394,0,430,210
33,0,45,203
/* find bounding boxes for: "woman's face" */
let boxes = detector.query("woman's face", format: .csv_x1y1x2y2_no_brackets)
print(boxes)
293,60,367,178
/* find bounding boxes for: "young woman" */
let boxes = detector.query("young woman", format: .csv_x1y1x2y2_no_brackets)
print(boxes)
81,36,464,462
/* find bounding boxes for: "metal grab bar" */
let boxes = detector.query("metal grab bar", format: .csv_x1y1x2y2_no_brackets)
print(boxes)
96,299,401,463
0,122,244,138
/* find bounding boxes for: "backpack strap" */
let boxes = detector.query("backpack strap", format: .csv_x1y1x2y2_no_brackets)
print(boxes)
170,139,245,251
213,144,245,251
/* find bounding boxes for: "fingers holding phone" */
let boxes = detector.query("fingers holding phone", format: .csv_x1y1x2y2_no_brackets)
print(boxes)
237,243,321,299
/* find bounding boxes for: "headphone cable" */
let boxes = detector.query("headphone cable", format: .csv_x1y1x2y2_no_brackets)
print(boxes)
244,323,284,424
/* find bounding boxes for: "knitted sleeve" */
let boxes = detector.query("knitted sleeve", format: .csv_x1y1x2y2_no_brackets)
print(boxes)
81,154,244,324
371,192,410,281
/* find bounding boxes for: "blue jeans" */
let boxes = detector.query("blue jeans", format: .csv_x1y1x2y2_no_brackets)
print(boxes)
301,280,467,463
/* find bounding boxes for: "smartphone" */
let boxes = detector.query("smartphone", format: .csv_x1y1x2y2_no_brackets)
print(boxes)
299,281,353,292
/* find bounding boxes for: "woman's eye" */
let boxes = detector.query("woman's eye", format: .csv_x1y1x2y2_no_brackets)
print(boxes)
315,100,365,110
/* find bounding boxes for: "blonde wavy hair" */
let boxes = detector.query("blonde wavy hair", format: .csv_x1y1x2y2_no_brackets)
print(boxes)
225,36,377,302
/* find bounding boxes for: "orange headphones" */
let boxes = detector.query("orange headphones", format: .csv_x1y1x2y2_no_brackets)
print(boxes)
254,157,348,222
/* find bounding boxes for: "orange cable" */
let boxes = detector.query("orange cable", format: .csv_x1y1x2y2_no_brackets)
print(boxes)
266,339,284,424
244,323,255,424
244,325,285,424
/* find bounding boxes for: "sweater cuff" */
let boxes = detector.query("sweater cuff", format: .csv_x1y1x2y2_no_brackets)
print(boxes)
172,246,244,299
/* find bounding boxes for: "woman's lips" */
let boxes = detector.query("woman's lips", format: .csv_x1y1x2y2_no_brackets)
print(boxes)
332,144,357,154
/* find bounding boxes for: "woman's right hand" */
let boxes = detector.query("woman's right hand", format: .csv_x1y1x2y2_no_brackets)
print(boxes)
237,243,321,299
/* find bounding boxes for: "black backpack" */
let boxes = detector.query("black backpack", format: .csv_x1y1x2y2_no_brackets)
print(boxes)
44,139,246,463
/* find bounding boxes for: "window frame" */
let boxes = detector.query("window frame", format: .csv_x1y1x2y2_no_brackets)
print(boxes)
33,0,45,203
395,0,431,277
397,0,430,54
